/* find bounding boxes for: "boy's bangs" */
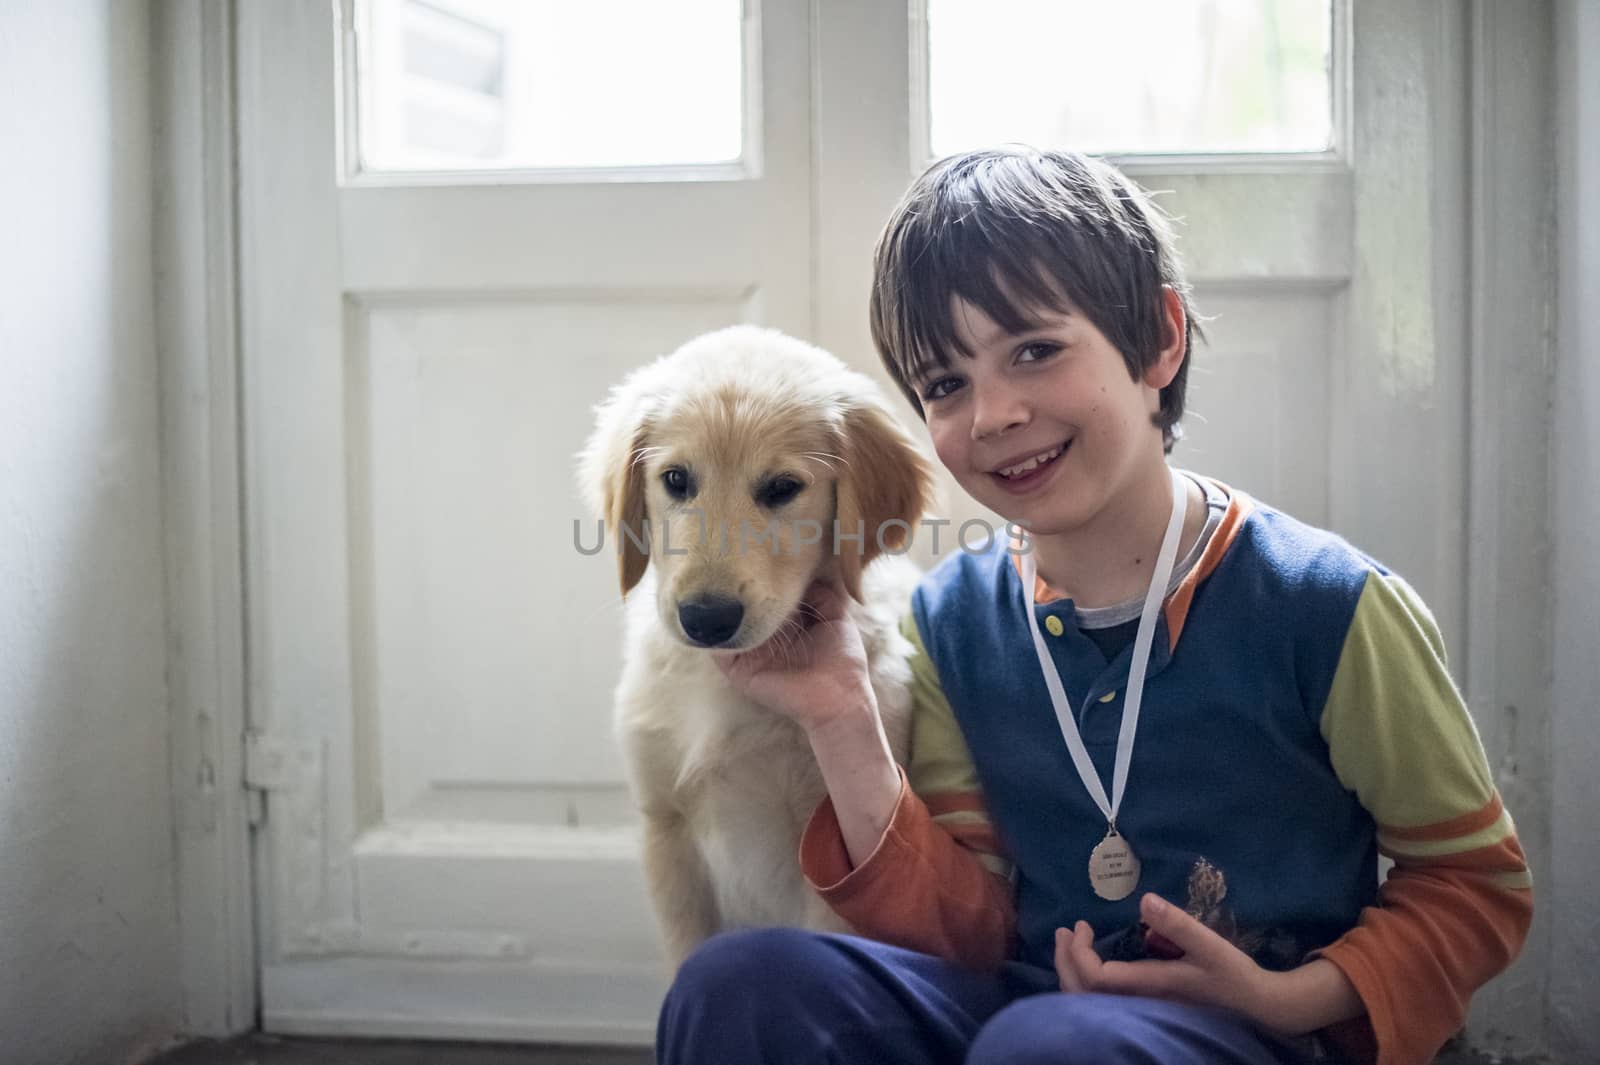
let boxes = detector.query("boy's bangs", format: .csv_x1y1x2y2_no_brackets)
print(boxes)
896,228,1083,385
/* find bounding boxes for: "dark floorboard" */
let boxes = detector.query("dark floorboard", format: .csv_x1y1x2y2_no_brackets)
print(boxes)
143,1035,652,1065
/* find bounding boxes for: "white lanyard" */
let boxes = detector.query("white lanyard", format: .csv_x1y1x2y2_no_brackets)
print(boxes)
1016,468,1188,899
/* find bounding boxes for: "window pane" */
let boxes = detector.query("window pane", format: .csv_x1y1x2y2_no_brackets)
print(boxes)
927,0,1333,157
357,0,744,172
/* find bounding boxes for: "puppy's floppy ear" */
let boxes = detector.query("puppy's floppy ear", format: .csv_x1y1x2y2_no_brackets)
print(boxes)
577,392,652,598
834,401,935,601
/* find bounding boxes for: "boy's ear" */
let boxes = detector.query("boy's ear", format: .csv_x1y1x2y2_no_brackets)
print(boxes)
834,402,935,601
1143,285,1188,390
577,395,652,598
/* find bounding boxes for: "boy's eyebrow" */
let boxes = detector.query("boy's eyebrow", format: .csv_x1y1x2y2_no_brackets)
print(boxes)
968,310,1074,350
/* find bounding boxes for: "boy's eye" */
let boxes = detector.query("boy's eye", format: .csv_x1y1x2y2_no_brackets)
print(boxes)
1017,341,1060,363
756,475,804,508
922,376,964,402
662,467,694,500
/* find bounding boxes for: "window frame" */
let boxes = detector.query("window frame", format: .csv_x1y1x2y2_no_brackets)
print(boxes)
334,0,765,187
908,0,1352,177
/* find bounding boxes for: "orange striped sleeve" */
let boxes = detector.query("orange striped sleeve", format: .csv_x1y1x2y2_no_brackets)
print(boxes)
797,614,1015,969
1315,573,1533,1065
1317,807,1533,1065
800,768,1015,969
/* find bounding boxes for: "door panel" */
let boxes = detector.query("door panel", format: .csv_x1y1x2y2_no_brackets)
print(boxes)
353,294,756,817
1182,285,1337,528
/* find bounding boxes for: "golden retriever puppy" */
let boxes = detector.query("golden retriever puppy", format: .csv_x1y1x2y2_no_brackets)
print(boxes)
578,325,934,968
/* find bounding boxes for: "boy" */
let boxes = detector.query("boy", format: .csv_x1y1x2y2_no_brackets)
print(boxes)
658,149,1531,1065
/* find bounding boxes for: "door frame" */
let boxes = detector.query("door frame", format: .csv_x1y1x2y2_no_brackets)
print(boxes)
154,0,257,1038
1458,1,1555,1052
159,0,1556,1051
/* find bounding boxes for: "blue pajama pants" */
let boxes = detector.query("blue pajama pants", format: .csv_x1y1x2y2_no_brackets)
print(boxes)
656,929,1311,1065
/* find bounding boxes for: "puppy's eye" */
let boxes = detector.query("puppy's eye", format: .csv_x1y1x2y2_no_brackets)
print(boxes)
662,467,693,500
757,476,804,508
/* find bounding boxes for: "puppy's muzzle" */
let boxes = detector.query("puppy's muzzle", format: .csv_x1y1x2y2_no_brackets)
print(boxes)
678,596,745,647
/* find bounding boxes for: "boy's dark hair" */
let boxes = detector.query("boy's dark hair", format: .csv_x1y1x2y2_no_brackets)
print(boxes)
869,148,1201,453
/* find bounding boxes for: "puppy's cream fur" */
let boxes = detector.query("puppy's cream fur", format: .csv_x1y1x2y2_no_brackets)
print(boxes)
578,326,934,968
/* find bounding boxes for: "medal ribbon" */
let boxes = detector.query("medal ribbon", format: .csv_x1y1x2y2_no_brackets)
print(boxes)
1017,468,1188,831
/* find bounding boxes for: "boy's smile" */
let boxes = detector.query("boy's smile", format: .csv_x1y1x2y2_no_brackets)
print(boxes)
989,440,1070,494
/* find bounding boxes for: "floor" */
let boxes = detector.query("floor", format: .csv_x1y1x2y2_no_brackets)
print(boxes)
145,1035,651,1065
142,1032,1549,1065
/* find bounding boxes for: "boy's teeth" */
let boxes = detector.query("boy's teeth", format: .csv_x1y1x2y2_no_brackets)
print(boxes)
999,446,1061,478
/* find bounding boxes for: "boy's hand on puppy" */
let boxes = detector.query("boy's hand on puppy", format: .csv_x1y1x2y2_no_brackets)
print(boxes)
711,578,879,734
1054,894,1362,1037
717,578,903,867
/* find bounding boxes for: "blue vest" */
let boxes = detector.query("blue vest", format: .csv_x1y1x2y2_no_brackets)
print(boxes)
910,505,1380,971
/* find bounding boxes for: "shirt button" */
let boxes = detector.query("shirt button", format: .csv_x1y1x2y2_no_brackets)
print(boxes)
1044,615,1065,636
1099,691,1117,703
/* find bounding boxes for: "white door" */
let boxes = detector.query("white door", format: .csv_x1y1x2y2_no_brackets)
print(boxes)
236,0,810,1041
238,0,1467,1045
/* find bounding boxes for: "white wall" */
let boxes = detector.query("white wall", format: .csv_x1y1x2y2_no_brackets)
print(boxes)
1551,2,1600,1059
0,3,182,1064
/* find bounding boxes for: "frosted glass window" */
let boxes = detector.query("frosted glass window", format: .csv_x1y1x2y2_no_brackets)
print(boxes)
356,0,745,172
927,0,1334,157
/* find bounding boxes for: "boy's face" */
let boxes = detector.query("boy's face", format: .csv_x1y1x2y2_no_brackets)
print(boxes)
913,294,1181,538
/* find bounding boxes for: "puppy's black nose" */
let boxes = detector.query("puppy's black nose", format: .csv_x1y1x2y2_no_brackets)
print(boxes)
678,596,744,647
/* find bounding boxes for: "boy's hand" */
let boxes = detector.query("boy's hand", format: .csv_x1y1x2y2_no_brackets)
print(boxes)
1054,894,1363,1037
711,578,878,734
713,578,902,866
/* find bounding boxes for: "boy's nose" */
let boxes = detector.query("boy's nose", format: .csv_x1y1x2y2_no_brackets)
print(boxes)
970,386,1029,439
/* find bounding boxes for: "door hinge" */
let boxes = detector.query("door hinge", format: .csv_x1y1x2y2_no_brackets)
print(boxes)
245,785,268,827
243,730,310,827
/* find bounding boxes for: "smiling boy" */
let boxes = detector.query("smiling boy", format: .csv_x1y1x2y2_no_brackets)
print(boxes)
657,149,1532,1065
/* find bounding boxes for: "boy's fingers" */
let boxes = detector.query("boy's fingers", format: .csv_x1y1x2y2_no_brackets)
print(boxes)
1068,921,1104,989
1140,894,1227,962
1096,959,1190,1001
1054,928,1083,993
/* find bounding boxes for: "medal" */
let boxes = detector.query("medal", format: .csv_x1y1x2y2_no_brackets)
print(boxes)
1017,468,1188,901
1088,826,1140,901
